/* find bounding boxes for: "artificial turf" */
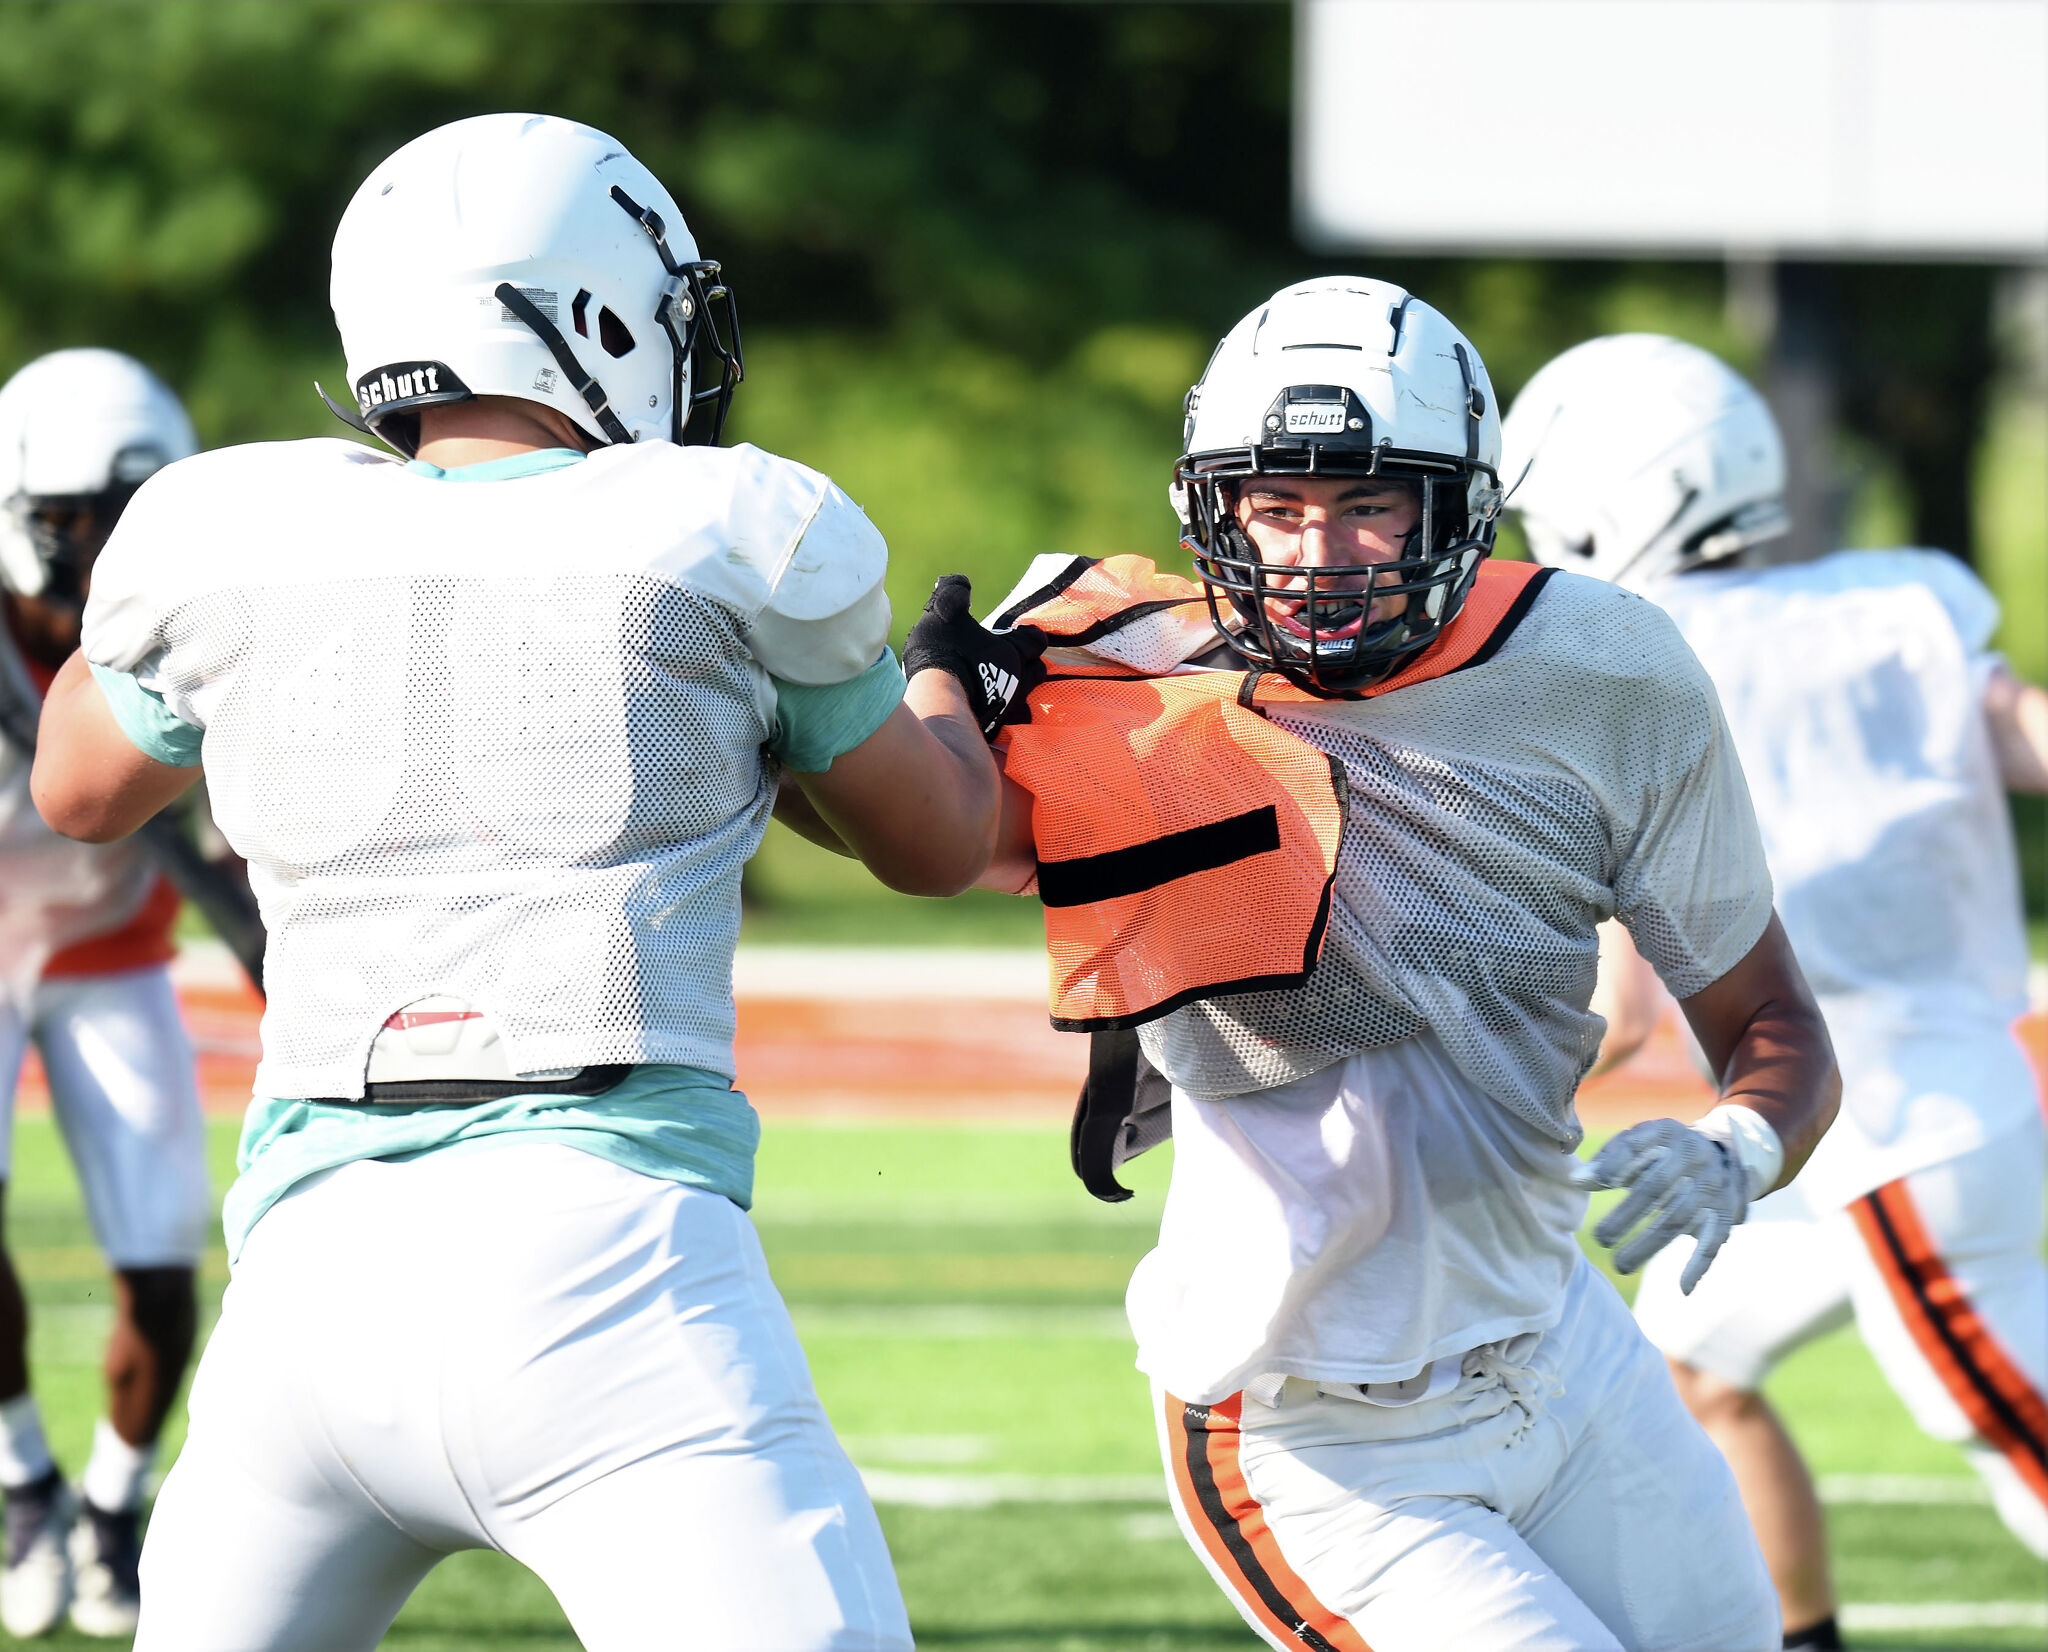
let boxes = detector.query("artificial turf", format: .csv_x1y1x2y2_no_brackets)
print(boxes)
2,1117,2038,1649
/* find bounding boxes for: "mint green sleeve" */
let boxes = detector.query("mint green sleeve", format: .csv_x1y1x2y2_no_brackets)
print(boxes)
89,663,204,767
768,647,906,773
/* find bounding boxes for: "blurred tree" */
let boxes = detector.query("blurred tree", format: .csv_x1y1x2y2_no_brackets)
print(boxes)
0,4,2028,640
1832,263,2000,564
0,0,2033,921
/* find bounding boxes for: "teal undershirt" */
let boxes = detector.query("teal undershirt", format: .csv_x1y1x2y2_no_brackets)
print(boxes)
94,444,903,1260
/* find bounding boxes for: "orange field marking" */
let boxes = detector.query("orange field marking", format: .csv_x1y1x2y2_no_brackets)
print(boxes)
13,967,2044,1132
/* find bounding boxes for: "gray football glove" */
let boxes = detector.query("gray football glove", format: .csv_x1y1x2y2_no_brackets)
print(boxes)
1569,1118,1750,1294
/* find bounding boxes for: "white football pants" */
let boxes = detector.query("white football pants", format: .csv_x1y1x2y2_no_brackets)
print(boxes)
1636,1112,2048,1557
1157,1256,1778,1652
134,1141,912,1651
0,964,211,1266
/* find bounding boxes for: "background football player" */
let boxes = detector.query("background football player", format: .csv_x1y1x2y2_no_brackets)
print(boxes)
1506,334,2048,1652
0,348,213,1639
32,113,1002,1650
908,277,1840,1650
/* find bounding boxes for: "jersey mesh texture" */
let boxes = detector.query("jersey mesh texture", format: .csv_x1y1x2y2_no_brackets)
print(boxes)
1138,576,1771,1141
154,573,774,1098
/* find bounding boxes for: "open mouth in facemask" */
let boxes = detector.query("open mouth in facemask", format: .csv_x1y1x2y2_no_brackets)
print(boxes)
1262,567,1404,644
1268,595,1366,642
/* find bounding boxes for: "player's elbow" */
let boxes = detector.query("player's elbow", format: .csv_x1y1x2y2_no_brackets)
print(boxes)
30,766,129,843
875,864,977,898
1782,993,1842,1146
1811,1042,1842,1137
868,825,996,898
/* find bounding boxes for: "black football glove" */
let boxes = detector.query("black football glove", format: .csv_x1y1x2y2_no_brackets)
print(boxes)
902,574,1049,740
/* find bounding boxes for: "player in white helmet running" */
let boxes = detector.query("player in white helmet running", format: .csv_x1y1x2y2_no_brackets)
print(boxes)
1505,333,2048,1650
0,348,214,1639
32,113,1006,1651
874,278,1840,1650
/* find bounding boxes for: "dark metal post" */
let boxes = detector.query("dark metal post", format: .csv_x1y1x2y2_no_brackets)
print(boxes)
1762,260,1842,564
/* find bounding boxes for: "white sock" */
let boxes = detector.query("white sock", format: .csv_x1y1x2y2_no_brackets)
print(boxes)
0,1394,53,1490
80,1419,153,1515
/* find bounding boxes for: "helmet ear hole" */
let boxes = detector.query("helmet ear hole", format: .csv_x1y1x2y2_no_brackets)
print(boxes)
598,308,635,358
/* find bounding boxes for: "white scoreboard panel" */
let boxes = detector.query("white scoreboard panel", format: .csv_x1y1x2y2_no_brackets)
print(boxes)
1296,0,2048,259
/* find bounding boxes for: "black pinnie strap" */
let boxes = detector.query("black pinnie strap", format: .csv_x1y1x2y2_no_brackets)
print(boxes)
321,1064,635,1107
494,283,635,446
1071,1030,1175,1204
1071,1029,1144,1203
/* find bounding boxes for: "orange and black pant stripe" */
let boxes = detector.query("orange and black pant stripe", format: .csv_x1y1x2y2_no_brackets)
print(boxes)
1163,1392,1373,1652
1851,1178,2048,1509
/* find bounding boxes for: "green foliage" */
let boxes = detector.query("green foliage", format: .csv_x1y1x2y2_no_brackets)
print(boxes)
730,328,1206,639
1,0,2038,930
2,4,2033,569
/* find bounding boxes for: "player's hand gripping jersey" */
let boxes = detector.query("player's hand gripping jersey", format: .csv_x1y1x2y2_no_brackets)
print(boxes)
81,437,891,1104
991,552,1774,1400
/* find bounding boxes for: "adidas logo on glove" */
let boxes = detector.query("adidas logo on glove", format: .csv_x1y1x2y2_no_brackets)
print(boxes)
979,662,1019,710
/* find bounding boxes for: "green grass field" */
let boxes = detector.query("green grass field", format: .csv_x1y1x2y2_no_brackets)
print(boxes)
4,1117,2041,1650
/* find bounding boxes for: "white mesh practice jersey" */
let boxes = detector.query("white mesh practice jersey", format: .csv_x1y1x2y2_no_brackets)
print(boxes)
1128,1032,1590,1400
1139,570,1774,1142
1649,549,2037,1206
82,439,891,1100
1112,570,1773,1397
0,628,157,1010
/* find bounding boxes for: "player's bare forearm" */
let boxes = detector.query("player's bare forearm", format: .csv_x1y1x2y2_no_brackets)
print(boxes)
31,650,199,842
1676,913,1839,1189
976,768,1038,895
790,669,1000,896
773,772,854,857
1984,666,2048,794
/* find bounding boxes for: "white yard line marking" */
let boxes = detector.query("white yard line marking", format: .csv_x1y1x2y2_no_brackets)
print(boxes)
168,937,247,990
1818,1474,1990,1505
1841,1603,2048,1632
1119,1512,1184,1542
859,1469,1164,1508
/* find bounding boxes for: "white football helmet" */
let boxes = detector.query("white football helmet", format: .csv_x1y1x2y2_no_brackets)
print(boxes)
0,348,197,609
1177,276,1503,694
325,113,741,457
1501,334,1787,592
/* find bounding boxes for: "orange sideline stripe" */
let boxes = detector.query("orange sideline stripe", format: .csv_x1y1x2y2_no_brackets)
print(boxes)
42,876,182,979
1852,1179,2048,1509
1163,1391,1373,1652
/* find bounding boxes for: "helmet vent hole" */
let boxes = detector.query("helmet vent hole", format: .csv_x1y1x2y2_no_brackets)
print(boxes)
571,290,593,339
598,308,635,358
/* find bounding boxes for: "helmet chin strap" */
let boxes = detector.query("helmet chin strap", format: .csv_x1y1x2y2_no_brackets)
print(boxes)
314,382,375,438
607,185,689,445
608,184,743,447
494,283,635,447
